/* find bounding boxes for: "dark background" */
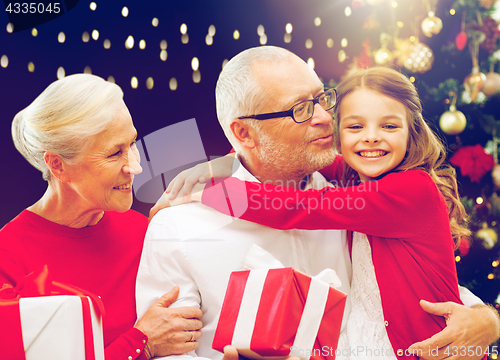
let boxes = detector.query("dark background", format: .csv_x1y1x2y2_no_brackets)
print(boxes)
0,0,476,224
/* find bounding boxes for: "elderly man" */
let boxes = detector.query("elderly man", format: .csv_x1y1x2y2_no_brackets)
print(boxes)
136,46,499,360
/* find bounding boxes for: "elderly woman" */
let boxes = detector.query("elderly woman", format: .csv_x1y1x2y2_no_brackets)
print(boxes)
0,74,202,360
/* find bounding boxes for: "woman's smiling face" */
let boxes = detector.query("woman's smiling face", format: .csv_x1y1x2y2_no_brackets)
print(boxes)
64,101,142,213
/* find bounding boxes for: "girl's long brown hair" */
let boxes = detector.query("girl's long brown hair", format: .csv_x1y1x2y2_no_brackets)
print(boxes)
333,66,470,245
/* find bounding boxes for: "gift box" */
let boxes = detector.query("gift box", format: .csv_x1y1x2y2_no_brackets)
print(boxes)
212,267,347,360
0,266,105,360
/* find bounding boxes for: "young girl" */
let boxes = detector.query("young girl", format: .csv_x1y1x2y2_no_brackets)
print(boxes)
163,67,470,359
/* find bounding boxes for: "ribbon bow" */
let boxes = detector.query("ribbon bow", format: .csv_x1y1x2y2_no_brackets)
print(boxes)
0,265,105,360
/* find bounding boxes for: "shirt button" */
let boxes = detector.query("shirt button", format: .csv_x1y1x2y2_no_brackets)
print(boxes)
142,339,146,344
128,356,133,360
384,320,389,326
136,349,141,354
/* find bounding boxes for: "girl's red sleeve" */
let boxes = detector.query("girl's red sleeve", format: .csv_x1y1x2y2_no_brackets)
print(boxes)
202,170,442,240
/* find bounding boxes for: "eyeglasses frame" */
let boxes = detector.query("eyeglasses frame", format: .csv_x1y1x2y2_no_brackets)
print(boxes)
237,88,337,124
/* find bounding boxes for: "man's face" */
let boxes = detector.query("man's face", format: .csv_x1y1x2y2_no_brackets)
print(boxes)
251,57,335,180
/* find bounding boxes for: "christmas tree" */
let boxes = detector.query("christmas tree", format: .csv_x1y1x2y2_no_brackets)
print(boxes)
346,0,500,356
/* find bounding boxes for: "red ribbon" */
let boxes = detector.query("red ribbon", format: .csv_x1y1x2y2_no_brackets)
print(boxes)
0,265,105,360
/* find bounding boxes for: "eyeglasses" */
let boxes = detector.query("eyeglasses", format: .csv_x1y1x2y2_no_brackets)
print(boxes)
237,88,337,124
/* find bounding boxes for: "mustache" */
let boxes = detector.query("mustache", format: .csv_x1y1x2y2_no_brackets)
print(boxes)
305,123,334,142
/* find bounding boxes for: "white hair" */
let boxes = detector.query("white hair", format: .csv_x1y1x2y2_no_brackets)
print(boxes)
12,74,124,181
216,46,314,152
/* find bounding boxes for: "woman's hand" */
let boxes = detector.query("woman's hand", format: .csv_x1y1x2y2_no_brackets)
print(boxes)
135,286,203,359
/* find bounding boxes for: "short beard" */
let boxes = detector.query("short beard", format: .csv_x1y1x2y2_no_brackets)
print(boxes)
254,129,336,186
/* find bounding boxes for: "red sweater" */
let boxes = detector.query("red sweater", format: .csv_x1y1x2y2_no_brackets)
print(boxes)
0,210,149,360
202,169,462,359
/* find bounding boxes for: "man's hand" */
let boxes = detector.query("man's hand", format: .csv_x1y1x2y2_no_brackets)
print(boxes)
221,345,301,360
135,286,203,359
408,300,500,360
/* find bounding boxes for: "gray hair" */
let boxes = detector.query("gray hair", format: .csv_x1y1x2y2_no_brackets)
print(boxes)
12,74,124,181
216,46,306,152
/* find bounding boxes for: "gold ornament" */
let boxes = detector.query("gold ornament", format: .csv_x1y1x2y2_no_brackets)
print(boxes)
464,66,486,102
394,38,434,74
482,72,500,96
493,164,500,188
477,223,498,249
439,105,467,135
421,12,443,37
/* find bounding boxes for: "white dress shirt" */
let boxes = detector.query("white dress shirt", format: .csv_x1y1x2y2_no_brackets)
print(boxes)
136,163,352,360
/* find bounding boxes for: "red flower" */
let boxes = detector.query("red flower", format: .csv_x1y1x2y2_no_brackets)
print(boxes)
449,144,495,183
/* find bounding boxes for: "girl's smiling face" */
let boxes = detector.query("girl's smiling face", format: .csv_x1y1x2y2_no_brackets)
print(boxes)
339,88,409,182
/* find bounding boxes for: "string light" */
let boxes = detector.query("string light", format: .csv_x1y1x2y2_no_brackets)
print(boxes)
327,38,334,48
139,40,146,49
58,32,66,43
169,78,177,91
92,30,99,40
455,256,461,262
257,25,265,36
233,30,240,40
6,23,14,33
28,62,35,72
208,25,216,36
193,70,201,83
285,23,293,33
341,38,348,47
121,7,129,17
493,260,499,267
206,35,213,45
307,58,315,69
89,2,96,11
180,23,187,35
152,18,159,27
131,76,138,89
284,33,291,43
450,9,455,15
84,66,92,74
31,28,38,37
191,57,199,71
57,67,65,79
345,7,352,16
222,59,229,69
82,31,90,42
125,35,134,49
146,77,154,90
181,34,189,44
160,40,167,50
103,39,111,49
260,34,267,45
305,39,313,49
107,76,115,83
314,17,321,26
476,197,484,205
160,50,167,61
488,273,495,280
1,55,8,68
338,50,347,62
